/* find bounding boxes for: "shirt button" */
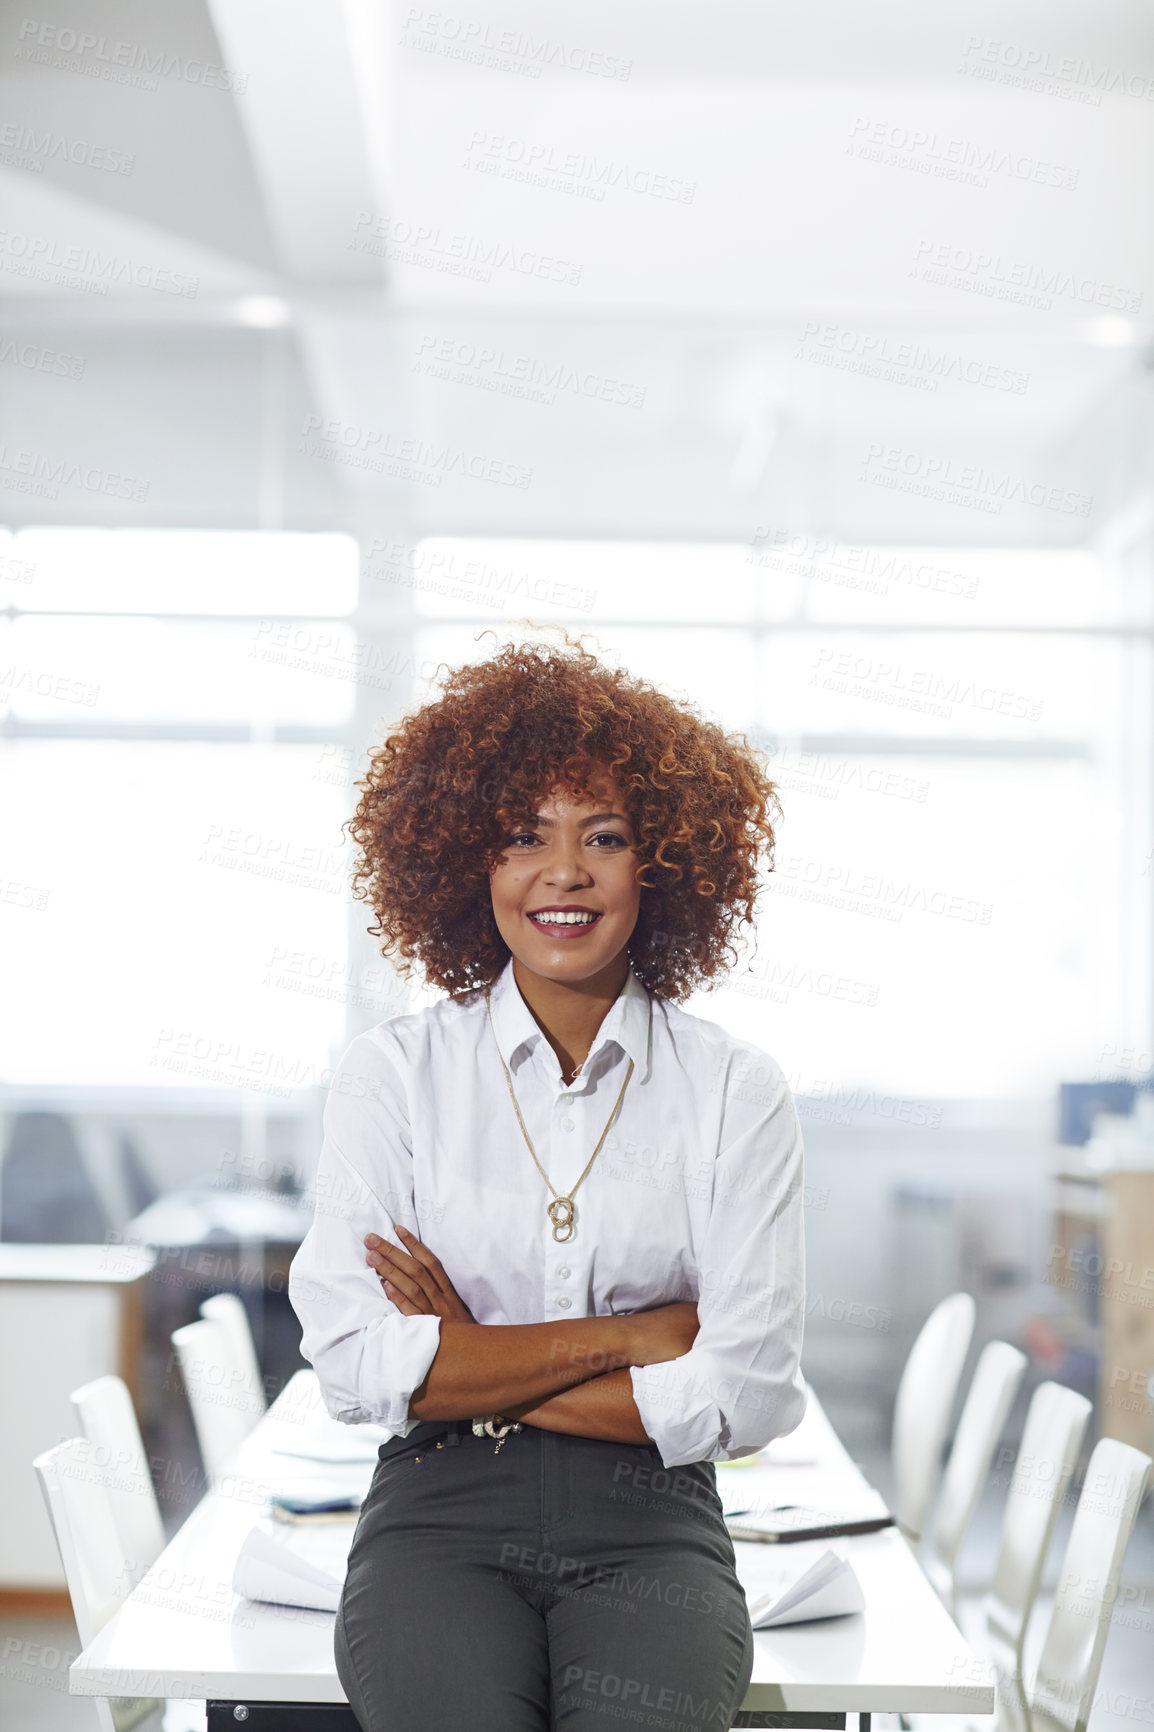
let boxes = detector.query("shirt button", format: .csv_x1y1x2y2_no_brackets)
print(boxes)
557,1296,572,1309
561,1117,575,1132
558,1267,571,1279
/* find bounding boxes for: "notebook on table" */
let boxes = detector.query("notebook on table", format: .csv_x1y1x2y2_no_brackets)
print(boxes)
723,1483,895,1544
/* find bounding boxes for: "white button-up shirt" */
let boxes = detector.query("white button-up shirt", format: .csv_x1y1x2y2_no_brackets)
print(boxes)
288,956,806,1468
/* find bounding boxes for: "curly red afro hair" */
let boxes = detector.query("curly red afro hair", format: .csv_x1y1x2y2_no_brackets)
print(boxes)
348,636,780,1002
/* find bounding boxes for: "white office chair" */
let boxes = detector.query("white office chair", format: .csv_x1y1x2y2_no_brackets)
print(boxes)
1029,1437,1152,1732
35,1438,205,1732
910,1433,1151,1732
892,1291,976,1541
984,1380,1092,1682
34,1436,164,1732
199,1292,266,1423
171,1315,264,1486
923,1340,1028,1613
71,1374,166,1590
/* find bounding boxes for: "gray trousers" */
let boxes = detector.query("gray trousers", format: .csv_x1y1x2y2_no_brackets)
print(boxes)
335,1417,755,1732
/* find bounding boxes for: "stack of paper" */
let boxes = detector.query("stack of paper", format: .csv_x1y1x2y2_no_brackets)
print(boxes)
270,1419,386,1464
233,1528,345,1613
745,1550,864,1627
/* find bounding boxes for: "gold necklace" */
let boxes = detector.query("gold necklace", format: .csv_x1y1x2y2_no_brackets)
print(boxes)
485,987,634,1243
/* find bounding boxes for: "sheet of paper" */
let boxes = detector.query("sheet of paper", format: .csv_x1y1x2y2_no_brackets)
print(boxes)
233,1527,344,1613
270,1418,386,1463
744,1549,865,1627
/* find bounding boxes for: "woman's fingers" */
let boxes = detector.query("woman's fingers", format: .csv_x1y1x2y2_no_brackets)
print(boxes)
377,1263,429,1310
364,1234,434,1312
394,1225,450,1291
365,1229,442,1297
383,1280,421,1316
364,1233,423,1283
363,1227,475,1326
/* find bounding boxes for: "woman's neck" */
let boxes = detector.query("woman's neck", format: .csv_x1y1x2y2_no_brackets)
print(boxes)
511,953,629,1085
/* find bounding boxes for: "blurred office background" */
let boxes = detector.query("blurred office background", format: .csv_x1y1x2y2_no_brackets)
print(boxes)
2,0,1154,1721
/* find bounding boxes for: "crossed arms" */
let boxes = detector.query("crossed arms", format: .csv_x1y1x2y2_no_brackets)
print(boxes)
364,1224,700,1445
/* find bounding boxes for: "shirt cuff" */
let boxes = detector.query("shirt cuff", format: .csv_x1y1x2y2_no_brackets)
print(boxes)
629,1361,725,1468
324,1312,443,1434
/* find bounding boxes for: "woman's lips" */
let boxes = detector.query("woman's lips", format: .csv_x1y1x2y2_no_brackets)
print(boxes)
527,911,604,939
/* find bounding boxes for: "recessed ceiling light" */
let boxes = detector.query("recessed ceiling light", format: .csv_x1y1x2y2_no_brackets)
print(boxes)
1086,316,1139,348
233,295,291,329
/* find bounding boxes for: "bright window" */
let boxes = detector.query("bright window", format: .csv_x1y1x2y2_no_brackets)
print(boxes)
409,540,1152,1103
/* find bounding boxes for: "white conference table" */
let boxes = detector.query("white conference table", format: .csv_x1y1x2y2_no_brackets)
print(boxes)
71,1371,994,1731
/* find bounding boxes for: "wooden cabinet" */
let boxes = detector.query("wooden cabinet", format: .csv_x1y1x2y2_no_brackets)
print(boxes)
1098,1171,1154,1451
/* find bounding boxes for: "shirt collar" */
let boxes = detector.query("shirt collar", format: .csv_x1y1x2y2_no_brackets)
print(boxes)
484,955,651,1080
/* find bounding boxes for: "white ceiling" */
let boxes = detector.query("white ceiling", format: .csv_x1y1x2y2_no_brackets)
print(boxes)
2,0,1153,544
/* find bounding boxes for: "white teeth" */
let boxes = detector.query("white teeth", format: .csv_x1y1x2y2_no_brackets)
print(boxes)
531,911,598,925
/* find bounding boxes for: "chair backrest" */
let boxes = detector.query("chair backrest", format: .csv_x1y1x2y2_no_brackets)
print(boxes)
70,1374,166,1589
171,1316,263,1485
199,1292,266,1420
892,1291,976,1540
925,1339,1027,1607
33,1438,162,1732
1029,1437,1152,1732
985,1380,1092,1677
1,1110,110,1242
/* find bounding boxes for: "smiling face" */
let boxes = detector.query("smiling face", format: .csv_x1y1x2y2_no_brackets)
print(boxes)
489,770,642,991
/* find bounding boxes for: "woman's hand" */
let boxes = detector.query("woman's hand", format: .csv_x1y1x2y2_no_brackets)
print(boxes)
626,1301,701,1365
364,1226,475,1324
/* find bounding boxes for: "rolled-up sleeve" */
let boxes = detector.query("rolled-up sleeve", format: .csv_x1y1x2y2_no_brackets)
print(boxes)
288,1030,442,1435
629,1045,807,1468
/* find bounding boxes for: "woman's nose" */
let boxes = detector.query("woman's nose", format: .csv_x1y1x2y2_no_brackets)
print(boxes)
544,848,591,887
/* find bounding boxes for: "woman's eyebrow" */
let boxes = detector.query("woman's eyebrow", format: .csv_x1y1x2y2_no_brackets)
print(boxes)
531,811,629,827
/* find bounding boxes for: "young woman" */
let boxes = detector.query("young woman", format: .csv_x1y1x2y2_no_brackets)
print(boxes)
289,637,806,1732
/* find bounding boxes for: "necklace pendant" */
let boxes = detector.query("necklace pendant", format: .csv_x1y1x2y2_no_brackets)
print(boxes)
547,1196,575,1242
